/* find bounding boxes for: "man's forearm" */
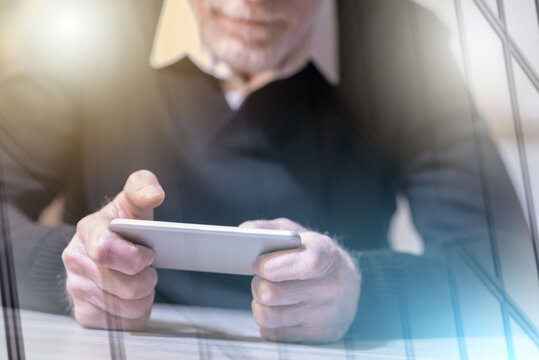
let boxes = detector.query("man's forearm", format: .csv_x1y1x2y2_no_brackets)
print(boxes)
6,204,75,314
348,247,454,341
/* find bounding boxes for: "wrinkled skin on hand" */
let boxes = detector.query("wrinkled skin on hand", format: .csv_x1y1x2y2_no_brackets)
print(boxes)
62,170,164,330
241,218,361,343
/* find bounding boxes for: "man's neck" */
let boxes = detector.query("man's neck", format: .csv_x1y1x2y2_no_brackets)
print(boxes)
219,29,314,101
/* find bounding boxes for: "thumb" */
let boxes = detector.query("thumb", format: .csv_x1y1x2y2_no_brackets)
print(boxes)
111,169,165,220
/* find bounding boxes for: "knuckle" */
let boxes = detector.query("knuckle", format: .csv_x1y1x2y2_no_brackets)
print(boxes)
62,248,88,273
303,232,330,247
259,282,278,306
256,260,273,281
276,217,293,227
132,281,155,298
248,220,263,228
251,275,261,296
120,283,139,300
148,267,159,287
252,301,270,327
128,307,145,319
256,310,271,328
325,246,341,274
61,247,69,265
127,300,151,319
303,234,340,278
122,269,156,299
123,265,139,277
122,278,145,300
66,277,100,307
92,234,113,264
75,216,90,235
140,294,155,316
74,306,98,328
65,276,79,297
301,255,320,279
102,202,121,219
61,247,76,267
125,250,149,275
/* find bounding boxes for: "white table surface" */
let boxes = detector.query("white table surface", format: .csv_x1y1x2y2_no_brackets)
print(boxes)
5,303,536,360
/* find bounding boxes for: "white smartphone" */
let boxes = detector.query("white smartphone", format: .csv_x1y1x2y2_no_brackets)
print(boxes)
109,219,301,275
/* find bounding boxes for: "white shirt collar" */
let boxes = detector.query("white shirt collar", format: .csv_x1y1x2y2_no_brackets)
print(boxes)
150,0,339,109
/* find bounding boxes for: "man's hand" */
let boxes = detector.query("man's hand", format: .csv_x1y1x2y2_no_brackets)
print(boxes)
62,170,165,330
240,218,361,343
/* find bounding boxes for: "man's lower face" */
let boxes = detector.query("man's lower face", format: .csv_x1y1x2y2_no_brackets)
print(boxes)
201,19,290,73
209,6,286,44
190,0,321,73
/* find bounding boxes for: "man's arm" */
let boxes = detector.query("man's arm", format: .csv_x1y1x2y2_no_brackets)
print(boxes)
0,69,83,314
1,70,164,328
242,1,532,343
358,0,531,341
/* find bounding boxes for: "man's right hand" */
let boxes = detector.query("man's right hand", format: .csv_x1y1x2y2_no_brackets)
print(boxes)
62,170,165,330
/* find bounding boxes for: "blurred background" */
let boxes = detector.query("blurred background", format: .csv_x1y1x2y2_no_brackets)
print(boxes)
391,0,539,257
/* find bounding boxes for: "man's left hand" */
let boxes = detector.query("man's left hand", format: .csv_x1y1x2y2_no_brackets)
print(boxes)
239,218,361,343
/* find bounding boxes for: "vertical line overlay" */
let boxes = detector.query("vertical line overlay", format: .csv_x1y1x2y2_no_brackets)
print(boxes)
0,153,25,359
472,0,539,281
493,0,518,356
445,245,468,360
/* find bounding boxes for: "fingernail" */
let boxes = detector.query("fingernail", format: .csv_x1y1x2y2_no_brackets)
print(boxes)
137,185,162,198
140,246,155,266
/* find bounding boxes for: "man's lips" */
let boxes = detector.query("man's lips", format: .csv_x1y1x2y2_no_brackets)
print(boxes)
211,9,283,32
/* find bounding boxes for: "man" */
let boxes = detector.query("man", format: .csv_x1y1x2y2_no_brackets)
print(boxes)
0,0,529,344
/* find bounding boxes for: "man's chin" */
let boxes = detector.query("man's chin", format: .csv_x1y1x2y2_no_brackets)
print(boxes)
207,37,287,75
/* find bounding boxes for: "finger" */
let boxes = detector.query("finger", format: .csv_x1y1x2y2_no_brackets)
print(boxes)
251,275,343,306
259,325,310,343
239,217,308,233
84,226,155,275
253,232,340,282
252,299,306,329
66,274,155,319
260,324,341,344
257,302,345,343
65,249,158,300
75,205,155,274
72,298,151,331
113,169,165,220
97,266,158,300
252,299,341,330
